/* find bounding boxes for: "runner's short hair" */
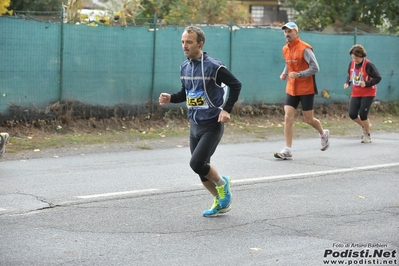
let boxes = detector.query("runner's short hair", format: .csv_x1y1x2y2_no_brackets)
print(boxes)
184,26,206,44
349,44,367,57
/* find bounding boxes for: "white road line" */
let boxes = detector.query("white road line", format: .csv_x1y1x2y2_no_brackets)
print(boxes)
75,162,399,200
233,162,399,183
75,188,160,199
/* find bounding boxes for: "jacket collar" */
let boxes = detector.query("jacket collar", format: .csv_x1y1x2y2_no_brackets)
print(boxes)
287,37,300,47
189,52,208,63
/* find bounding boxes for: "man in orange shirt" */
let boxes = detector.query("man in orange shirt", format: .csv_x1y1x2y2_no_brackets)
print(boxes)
274,22,330,160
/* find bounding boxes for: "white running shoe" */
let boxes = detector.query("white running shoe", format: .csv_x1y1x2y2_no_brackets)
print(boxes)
321,129,330,151
0,133,10,158
361,127,366,140
361,134,372,143
274,149,293,160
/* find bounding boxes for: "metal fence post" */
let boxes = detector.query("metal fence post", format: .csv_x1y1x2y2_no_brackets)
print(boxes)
229,19,233,71
354,27,357,45
59,5,64,102
150,13,158,114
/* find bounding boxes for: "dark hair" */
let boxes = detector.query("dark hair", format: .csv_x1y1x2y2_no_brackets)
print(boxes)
184,26,206,44
349,44,367,57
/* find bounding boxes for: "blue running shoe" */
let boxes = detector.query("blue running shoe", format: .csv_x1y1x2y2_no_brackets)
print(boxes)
203,197,231,217
216,175,231,209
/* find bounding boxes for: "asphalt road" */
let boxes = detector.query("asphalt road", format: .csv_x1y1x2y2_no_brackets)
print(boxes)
1,133,398,266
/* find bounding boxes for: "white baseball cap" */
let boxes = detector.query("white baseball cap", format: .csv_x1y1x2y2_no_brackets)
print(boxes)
282,22,299,32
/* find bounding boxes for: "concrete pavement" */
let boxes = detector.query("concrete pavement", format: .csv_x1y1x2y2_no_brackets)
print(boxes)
1,132,398,265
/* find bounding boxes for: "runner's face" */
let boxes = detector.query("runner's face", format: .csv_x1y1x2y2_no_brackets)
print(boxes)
351,54,363,64
283,28,298,42
181,31,203,59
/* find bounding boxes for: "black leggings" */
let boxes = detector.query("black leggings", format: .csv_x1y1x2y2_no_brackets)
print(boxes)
189,121,224,182
348,97,374,121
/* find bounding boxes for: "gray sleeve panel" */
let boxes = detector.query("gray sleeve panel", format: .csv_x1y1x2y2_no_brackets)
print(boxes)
282,65,288,74
302,48,320,77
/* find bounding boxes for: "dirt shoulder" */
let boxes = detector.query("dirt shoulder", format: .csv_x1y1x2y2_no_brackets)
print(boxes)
1,103,398,161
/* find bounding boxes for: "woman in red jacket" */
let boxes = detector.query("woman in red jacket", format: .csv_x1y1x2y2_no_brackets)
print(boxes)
343,44,381,143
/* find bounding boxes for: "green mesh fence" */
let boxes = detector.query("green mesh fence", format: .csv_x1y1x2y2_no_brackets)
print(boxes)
61,24,154,106
1,17,61,116
1,15,398,121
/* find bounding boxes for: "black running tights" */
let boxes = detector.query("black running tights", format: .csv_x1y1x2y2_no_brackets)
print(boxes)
348,96,374,121
189,121,224,182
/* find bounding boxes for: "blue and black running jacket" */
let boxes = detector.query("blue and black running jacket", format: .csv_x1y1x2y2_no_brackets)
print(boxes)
170,52,242,125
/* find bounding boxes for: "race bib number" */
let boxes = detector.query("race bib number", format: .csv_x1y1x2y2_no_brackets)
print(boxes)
352,71,363,86
187,96,205,106
186,90,209,109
